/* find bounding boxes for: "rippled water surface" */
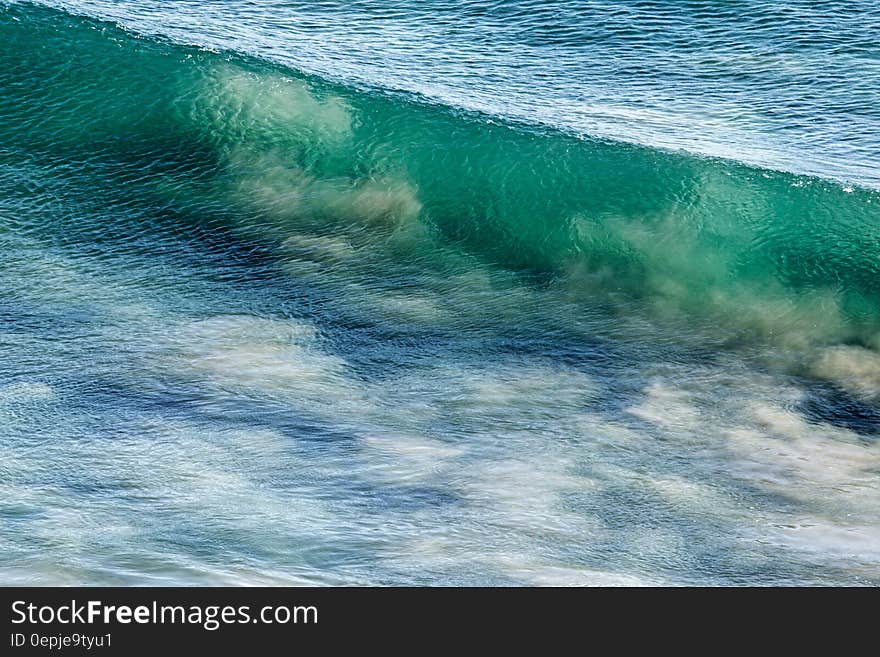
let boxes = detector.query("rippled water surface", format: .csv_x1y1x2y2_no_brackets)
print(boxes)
37,0,880,187
1,1,879,585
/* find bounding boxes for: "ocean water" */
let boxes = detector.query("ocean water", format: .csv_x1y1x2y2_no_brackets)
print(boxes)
1,0,878,585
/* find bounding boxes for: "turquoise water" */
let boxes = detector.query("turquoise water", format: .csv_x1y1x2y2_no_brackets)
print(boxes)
1,1,879,585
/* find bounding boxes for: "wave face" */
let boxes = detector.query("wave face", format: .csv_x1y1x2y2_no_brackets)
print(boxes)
3,3,879,345
1,3,880,586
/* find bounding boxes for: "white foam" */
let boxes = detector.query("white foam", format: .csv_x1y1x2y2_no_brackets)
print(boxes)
170,315,365,412
360,432,465,483
627,381,700,431
0,382,56,403
812,345,880,402
197,66,353,144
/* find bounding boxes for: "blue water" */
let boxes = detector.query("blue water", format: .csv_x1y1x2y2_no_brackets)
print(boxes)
1,0,879,585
